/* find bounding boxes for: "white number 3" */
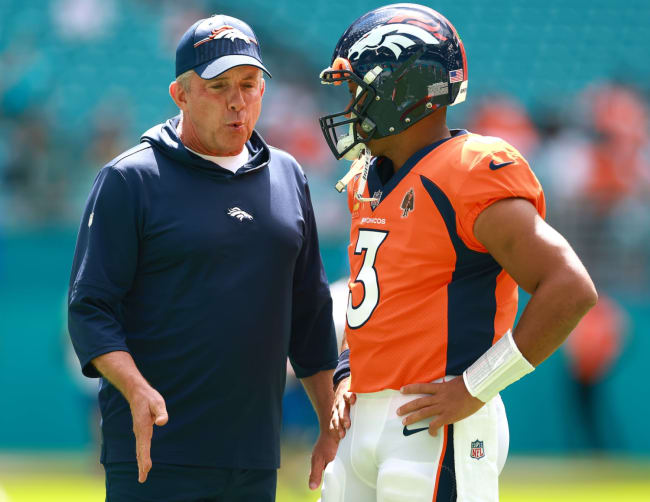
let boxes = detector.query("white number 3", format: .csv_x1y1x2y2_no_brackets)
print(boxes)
347,229,388,329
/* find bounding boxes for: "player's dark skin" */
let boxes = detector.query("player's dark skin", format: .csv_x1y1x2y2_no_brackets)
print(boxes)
331,103,597,438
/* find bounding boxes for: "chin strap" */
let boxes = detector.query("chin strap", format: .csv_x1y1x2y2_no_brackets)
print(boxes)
334,148,377,203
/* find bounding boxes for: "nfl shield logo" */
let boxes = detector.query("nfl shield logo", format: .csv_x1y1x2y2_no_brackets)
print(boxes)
470,439,485,460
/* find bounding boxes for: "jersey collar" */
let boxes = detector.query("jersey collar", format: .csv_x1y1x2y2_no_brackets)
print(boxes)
367,129,468,211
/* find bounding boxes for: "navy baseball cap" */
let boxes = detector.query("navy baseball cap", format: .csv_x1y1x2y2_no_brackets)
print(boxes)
175,15,271,79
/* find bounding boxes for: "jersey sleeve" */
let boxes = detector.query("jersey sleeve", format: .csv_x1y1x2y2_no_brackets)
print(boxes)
288,180,338,378
68,166,139,377
455,145,546,252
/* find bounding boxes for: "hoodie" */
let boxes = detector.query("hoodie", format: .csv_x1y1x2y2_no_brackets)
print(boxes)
68,116,337,468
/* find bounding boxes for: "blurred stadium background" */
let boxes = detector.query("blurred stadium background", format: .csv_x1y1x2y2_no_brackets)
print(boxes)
1,0,649,500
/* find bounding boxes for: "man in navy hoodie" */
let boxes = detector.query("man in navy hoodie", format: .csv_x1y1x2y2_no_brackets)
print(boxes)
68,15,339,502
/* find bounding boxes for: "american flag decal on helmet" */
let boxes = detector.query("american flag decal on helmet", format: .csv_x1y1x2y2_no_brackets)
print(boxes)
449,69,464,83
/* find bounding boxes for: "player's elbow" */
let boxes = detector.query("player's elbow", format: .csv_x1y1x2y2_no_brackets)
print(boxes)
578,281,598,315
564,268,598,317
583,280,599,312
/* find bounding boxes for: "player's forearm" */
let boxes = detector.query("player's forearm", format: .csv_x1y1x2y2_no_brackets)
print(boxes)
301,370,336,433
514,269,597,367
92,350,153,403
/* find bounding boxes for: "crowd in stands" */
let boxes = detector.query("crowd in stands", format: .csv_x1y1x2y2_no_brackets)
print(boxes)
1,1,648,295
467,85,650,292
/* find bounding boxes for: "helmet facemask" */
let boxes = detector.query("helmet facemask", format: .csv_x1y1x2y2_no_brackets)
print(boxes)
320,49,453,161
319,66,379,161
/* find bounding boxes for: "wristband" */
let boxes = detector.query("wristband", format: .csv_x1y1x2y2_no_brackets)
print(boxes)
462,330,534,403
333,349,350,387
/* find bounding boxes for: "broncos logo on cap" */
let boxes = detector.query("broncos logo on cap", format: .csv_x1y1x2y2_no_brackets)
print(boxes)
194,26,257,48
347,22,440,61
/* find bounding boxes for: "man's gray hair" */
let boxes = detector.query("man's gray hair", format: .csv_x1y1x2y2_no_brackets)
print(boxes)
176,70,194,92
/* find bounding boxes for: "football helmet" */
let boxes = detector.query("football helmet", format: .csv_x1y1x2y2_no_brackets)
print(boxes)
319,3,468,161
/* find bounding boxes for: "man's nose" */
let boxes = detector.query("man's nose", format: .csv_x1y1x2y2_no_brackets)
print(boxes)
228,88,246,111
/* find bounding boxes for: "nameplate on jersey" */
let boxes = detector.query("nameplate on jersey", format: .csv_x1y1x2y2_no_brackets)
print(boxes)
360,217,386,225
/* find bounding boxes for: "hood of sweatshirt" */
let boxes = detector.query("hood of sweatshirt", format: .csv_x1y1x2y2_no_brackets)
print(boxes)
140,115,271,179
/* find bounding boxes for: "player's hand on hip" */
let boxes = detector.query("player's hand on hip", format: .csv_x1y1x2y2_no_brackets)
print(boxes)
128,386,169,483
329,376,356,440
397,377,484,436
309,432,338,490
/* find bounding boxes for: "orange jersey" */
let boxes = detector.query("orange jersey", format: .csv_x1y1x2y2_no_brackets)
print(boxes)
345,130,546,393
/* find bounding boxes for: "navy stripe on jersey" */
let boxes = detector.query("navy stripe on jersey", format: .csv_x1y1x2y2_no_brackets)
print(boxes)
366,130,468,211
436,424,457,502
420,176,502,375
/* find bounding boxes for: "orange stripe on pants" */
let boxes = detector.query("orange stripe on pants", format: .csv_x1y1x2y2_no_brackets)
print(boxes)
431,424,448,501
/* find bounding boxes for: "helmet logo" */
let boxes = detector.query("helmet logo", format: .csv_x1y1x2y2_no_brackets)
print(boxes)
347,23,439,61
386,14,448,41
194,26,257,48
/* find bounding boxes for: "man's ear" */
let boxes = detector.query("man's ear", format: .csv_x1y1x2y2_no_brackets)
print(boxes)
169,81,186,110
260,77,265,97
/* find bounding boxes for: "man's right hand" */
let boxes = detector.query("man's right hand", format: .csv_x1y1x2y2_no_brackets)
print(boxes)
91,351,169,484
129,386,168,483
329,376,355,439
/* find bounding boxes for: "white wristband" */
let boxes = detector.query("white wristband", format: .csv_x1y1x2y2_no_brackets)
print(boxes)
462,330,535,403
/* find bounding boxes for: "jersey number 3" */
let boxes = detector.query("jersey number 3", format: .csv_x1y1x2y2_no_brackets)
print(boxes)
347,229,388,329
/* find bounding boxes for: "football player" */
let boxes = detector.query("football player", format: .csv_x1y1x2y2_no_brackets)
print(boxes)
317,4,597,501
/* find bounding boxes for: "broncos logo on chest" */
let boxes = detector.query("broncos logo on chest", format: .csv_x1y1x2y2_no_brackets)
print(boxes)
227,207,254,221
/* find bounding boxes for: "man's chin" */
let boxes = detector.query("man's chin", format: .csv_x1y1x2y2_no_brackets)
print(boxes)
214,131,249,156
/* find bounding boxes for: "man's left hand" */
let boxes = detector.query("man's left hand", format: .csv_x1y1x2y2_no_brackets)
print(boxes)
308,433,338,490
397,377,484,436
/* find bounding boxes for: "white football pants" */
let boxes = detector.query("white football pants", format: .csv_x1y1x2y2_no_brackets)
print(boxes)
320,386,509,502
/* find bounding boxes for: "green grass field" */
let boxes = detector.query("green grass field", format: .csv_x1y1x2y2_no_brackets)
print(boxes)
1,450,649,501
